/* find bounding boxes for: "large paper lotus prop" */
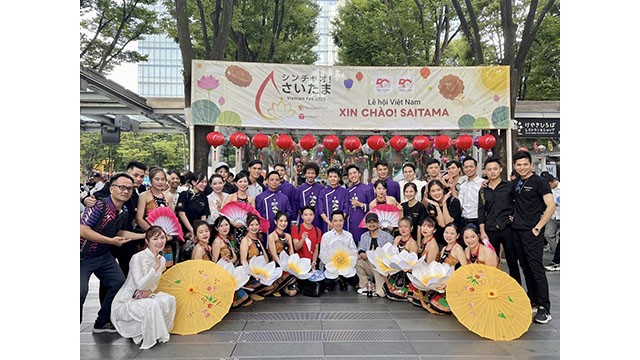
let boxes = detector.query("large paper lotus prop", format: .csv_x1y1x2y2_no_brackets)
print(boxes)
279,252,313,279
320,244,358,279
217,259,250,291
366,242,401,276
407,261,454,293
243,256,283,286
385,250,420,272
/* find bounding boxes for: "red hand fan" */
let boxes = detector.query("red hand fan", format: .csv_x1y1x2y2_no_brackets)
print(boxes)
145,207,184,241
358,204,401,228
219,201,270,233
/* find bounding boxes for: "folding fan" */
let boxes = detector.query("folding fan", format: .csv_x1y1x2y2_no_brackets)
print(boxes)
483,238,497,254
219,201,270,233
145,207,184,241
358,203,401,228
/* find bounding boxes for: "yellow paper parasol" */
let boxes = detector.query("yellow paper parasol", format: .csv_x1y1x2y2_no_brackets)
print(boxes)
446,264,532,341
157,260,235,335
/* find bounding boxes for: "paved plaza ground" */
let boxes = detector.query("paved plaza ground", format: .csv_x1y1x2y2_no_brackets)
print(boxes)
80,254,560,359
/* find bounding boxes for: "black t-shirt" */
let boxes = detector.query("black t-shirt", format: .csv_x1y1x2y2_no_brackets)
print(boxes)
402,201,427,240
176,190,211,231
425,196,463,247
512,174,552,231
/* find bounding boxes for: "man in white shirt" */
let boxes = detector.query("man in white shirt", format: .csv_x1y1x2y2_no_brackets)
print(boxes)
319,211,358,291
246,160,265,198
90,173,105,195
398,163,427,203
458,157,484,230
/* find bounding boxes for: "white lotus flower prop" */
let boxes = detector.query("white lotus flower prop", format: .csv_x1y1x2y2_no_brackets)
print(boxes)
217,258,250,290
278,252,313,279
385,250,420,272
320,244,358,279
366,242,400,276
406,261,454,293
244,256,283,286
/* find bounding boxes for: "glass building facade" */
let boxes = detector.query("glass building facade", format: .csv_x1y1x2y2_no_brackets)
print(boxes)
313,0,339,66
138,33,184,98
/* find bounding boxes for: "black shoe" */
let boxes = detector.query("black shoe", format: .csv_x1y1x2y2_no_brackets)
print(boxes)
338,278,347,291
93,322,118,334
533,306,552,324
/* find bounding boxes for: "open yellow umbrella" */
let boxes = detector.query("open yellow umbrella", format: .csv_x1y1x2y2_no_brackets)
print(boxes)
157,260,235,335
446,264,532,341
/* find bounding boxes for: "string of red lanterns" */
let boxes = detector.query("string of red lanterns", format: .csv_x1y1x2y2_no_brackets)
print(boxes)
206,132,497,157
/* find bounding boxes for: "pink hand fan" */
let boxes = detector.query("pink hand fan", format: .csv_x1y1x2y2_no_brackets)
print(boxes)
358,203,401,228
145,207,184,241
219,201,270,233
483,238,496,254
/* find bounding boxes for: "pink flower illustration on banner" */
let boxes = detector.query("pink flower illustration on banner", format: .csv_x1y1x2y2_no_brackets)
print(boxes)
197,75,220,91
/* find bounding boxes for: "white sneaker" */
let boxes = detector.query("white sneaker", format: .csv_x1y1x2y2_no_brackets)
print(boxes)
357,288,368,296
545,263,560,272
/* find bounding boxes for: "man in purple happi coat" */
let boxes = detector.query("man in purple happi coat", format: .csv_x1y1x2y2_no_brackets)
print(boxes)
256,171,293,234
275,163,297,216
316,168,349,234
294,162,325,228
345,164,373,244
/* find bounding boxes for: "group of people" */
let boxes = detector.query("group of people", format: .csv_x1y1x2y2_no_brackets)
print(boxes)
80,150,559,349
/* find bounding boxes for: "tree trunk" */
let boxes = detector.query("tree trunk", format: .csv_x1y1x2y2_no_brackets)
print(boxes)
196,0,212,58
210,0,234,60
450,0,483,65
175,0,193,107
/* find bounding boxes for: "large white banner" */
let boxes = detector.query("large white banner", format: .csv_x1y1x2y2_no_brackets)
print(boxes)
191,60,510,130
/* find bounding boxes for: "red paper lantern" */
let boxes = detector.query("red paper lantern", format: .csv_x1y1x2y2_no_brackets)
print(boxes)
367,135,386,151
434,134,452,150
299,133,317,150
251,133,270,149
478,134,496,150
343,136,361,152
412,135,430,151
206,131,225,148
229,132,249,148
322,134,340,151
275,134,294,150
455,134,473,151
389,135,408,152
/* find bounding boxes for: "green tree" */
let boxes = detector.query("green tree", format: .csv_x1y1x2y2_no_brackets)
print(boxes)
519,2,559,100
80,0,161,73
161,0,319,106
80,132,189,178
332,0,459,66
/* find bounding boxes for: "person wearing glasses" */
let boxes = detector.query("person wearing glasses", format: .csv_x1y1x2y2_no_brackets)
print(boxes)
80,173,146,334
82,161,148,306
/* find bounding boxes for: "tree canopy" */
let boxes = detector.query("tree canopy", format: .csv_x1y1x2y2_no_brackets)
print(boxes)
80,0,161,73
80,132,188,179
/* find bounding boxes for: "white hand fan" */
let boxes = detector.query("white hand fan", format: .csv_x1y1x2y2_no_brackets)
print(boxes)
358,204,401,228
145,207,184,241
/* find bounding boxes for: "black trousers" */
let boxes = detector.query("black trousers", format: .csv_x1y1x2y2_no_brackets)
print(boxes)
512,228,551,311
486,226,521,285
552,239,560,264
98,239,143,305
324,275,359,289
